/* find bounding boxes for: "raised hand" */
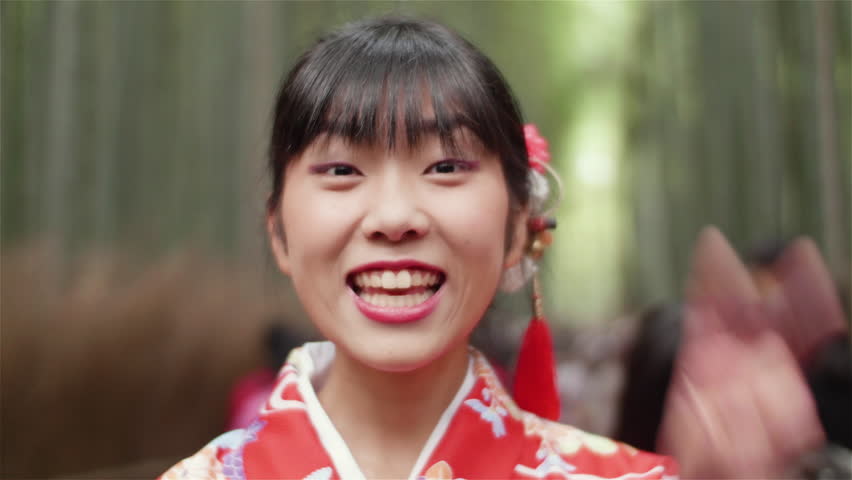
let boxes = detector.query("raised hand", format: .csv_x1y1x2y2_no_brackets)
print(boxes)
765,238,848,365
658,227,825,478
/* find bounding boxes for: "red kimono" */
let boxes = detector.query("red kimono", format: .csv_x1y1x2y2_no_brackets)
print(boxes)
162,342,677,480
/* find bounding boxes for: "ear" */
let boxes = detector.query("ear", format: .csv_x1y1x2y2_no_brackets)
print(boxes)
504,207,530,269
266,212,291,276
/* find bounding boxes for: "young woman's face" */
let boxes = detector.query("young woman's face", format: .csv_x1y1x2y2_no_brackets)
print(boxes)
269,127,527,372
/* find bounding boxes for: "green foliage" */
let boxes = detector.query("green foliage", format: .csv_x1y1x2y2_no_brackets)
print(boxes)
1,1,848,318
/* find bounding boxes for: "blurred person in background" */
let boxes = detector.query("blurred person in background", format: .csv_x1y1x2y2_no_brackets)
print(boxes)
615,237,851,479
227,321,305,431
614,304,683,453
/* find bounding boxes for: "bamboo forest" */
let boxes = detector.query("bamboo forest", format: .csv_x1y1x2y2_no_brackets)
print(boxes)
2,1,850,477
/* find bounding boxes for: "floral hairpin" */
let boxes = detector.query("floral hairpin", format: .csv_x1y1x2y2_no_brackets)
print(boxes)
524,124,551,174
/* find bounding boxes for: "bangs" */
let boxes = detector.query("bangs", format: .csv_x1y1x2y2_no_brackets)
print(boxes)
268,16,531,214
275,19,521,157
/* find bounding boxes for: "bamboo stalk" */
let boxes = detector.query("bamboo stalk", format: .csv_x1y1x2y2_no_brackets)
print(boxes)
813,0,848,284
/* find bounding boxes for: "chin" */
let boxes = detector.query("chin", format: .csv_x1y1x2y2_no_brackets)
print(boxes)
369,347,440,373
346,338,455,374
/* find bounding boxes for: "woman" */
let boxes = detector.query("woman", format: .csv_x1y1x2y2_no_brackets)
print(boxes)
161,16,822,480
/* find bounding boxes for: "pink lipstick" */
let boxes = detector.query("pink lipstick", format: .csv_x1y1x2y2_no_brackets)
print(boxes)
349,287,443,324
346,260,445,324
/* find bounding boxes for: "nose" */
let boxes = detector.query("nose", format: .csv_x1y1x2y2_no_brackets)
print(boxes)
360,176,430,243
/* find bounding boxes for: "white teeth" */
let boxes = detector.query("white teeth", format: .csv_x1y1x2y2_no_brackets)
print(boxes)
381,271,396,289
353,269,441,290
397,270,411,289
359,291,434,308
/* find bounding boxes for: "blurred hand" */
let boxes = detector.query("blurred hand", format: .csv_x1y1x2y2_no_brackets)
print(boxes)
766,238,848,365
659,227,825,478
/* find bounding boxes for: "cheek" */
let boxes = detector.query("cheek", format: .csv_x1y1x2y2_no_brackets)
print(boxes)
435,180,511,264
279,186,359,277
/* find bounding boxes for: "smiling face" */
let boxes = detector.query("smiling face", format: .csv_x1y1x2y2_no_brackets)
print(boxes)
268,128,527,372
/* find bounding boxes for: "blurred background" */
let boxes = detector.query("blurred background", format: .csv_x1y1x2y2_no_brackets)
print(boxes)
2,1,850,477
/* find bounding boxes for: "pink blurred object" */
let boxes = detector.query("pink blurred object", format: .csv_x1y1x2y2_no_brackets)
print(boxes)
227,368,276,431
767,238,849,365
686,227,761,306
659,226,825,478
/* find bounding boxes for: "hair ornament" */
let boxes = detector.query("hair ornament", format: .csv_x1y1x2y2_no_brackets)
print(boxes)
524,124,551,173
507,124,562,421
499,124,562,293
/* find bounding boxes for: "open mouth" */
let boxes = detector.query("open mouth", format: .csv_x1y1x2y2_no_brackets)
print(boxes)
347,268,446,308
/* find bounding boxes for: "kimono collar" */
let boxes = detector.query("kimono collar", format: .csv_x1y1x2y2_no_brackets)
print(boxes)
162,341,678,480
278,341,498,480
281,341,513,409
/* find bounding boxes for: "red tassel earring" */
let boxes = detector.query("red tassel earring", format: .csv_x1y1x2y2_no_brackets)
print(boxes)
512,217,561,421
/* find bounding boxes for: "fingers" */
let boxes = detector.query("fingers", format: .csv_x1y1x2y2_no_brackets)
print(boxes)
770,237,848,363
678,309,736,385
660,355,764,477
748,332,825,461
667,228,831,478
662,325,825,478
685,227,765,340
686,226,761,307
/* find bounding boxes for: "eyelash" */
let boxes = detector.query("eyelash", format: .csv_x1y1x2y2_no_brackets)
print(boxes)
309,163,361,176
424,159,479,174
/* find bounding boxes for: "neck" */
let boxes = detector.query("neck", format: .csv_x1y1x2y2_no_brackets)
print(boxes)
316,341,470,478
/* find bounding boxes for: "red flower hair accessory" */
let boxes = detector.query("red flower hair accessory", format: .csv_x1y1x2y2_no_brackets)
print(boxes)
524,124,551,173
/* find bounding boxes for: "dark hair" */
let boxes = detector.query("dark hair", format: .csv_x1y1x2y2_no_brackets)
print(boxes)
806,333,852,449
614,304,683,451
267,16,530,216
745,238,793,269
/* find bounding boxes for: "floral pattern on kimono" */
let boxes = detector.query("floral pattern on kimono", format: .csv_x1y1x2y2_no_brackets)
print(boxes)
161,342,677,480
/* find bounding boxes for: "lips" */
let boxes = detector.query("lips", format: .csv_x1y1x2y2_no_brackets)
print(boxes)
346,261,446,323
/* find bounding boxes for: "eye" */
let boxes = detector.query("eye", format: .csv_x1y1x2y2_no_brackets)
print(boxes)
424,159,479,175
310,163,362,176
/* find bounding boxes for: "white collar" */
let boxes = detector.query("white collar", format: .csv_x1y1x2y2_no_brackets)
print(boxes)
286,341,477,480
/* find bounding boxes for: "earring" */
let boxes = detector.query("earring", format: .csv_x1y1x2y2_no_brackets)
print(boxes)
512,216,561,421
